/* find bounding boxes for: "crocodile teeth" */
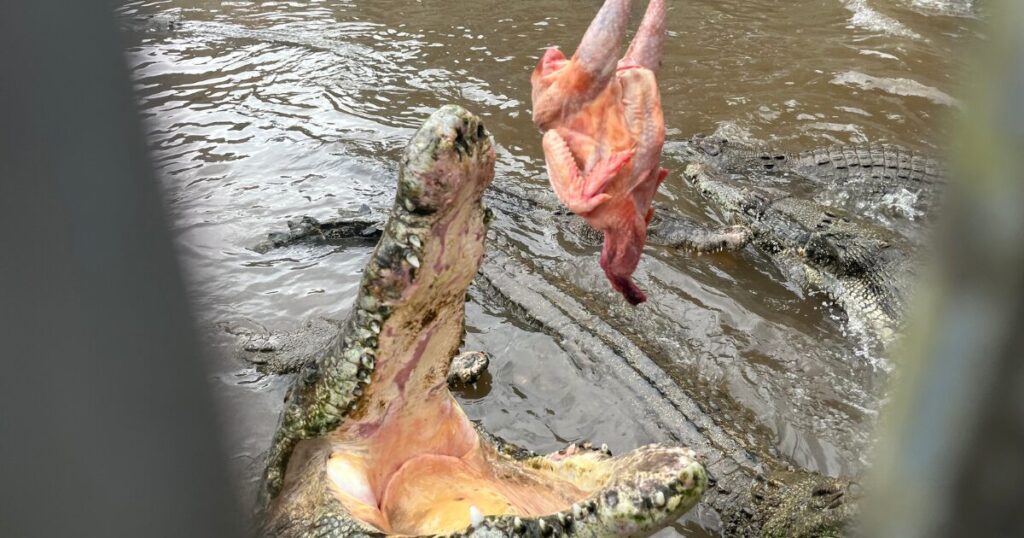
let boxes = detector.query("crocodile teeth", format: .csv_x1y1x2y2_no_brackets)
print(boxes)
653,490,667,508
406,253,421,268
571,503,583,520
512,517,524,531
408,234,422,249
320,402,341,416
337,361,358,378
403,198,416,212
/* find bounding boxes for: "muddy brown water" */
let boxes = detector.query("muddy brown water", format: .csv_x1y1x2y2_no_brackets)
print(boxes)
119,0,981,535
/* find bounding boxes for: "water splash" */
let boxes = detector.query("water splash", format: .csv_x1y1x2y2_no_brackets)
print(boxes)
832,70,961,108
842,0,922,39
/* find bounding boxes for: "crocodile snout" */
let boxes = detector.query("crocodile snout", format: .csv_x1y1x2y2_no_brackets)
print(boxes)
398,105,495,215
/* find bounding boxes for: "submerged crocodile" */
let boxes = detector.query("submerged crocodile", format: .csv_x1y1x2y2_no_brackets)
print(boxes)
686,134,944,224
259,105,707,537
659,135,944,343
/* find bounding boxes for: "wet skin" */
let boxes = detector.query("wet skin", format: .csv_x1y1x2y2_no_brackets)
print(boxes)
531,0,667,305
261,106,706,537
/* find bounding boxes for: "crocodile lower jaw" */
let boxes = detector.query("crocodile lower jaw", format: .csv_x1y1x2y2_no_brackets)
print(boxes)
323,399,584,535
317,269,704,535
324,397,705,535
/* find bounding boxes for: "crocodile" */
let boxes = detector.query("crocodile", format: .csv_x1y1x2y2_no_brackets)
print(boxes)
686,135,944,225
259,105,707,537
653,135,945,344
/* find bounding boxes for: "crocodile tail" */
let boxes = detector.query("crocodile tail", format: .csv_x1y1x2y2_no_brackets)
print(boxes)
599,216,647,305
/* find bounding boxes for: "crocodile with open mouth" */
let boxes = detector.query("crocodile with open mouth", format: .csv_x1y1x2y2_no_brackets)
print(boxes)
259,105,707,537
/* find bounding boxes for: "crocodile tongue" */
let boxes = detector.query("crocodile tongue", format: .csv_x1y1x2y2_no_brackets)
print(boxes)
268,106,706,536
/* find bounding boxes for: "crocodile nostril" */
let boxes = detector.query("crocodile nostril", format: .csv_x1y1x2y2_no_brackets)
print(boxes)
453,128,471,156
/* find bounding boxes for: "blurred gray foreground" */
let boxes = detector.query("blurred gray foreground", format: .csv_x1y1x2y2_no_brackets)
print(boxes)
0,1,244,537
863,1,1024,536
0,1,1021,538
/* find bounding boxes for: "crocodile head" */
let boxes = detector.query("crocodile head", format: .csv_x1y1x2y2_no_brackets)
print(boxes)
262,105,706,537
683,161,772,219
723,470,859,537
683,161,907,343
